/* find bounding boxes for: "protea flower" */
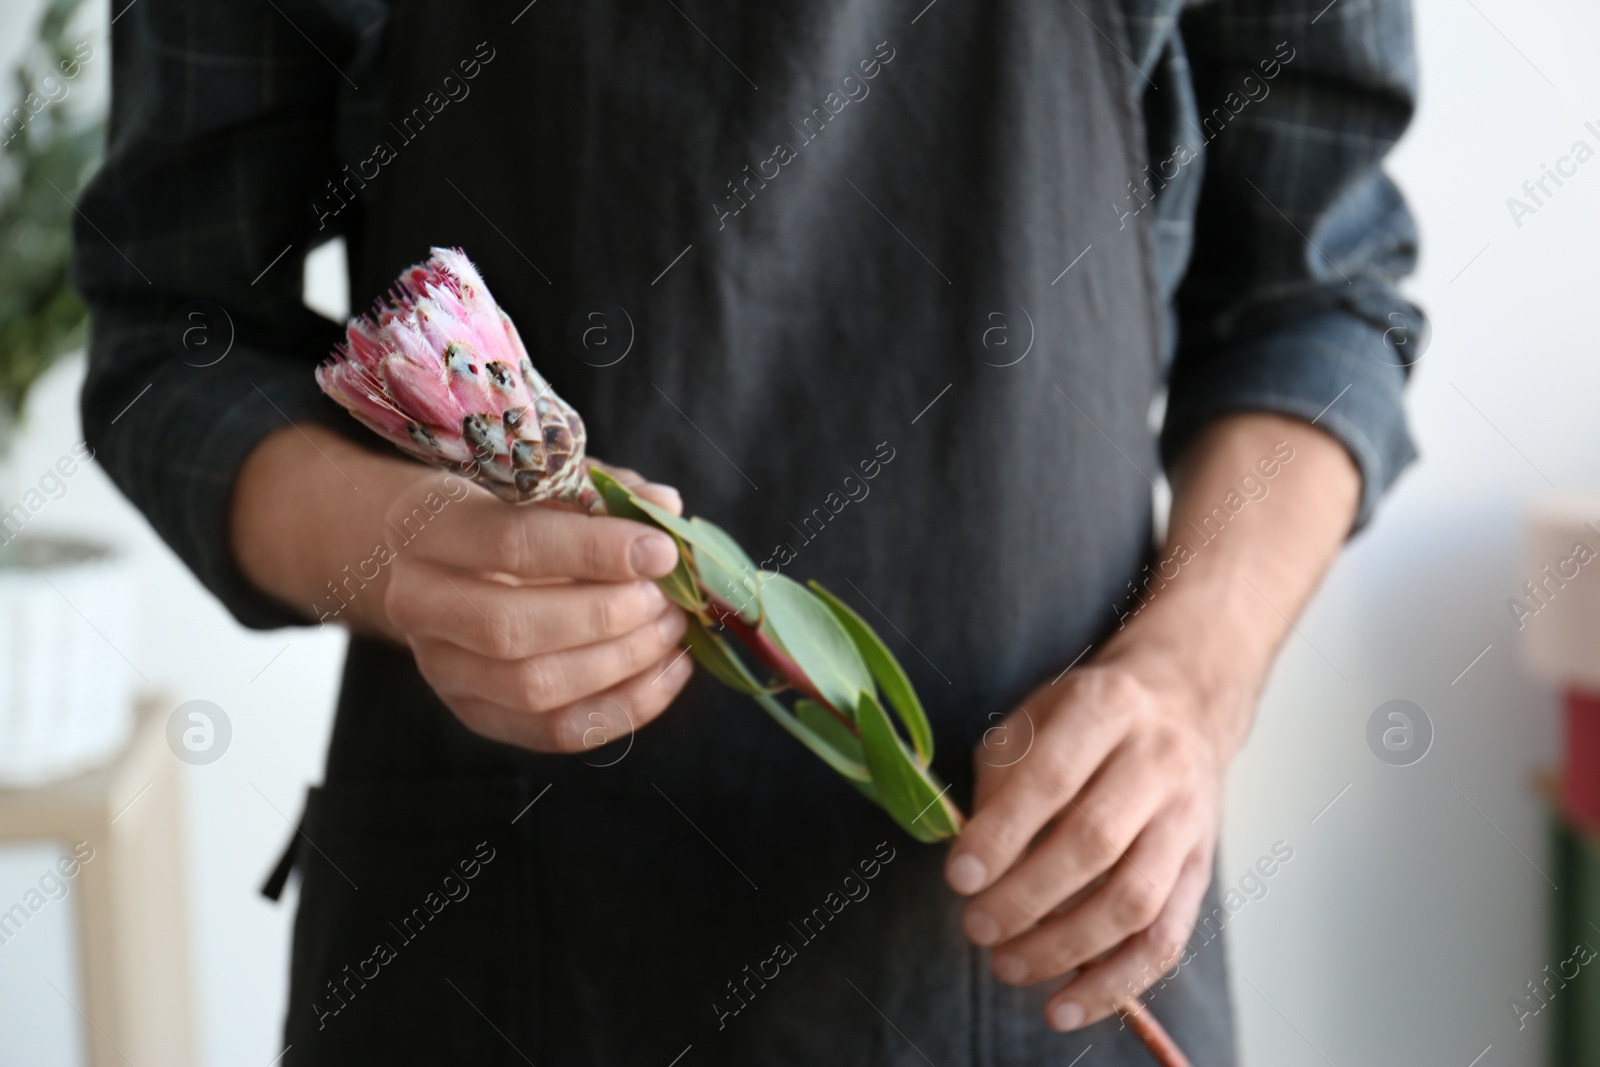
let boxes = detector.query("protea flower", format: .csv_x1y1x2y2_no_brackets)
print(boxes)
316,247,595,509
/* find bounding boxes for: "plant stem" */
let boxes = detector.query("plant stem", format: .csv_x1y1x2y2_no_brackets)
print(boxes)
711,602,858,735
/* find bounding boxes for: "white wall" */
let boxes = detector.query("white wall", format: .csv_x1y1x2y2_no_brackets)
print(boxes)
0,0,1595,1064
1220,2,1600,1065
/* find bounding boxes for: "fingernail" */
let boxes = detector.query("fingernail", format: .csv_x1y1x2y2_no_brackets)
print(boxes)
992,953,1028,984
1051,1002,1085,1031
648,483,682,511
658,609,689,643
630,534,679,578
964,909,1001,946
947,853,987,894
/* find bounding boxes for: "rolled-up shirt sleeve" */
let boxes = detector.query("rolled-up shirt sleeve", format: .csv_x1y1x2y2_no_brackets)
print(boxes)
1163,0,1425,530
74,0,381,628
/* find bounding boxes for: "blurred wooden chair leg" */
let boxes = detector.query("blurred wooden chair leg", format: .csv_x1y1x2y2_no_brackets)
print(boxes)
0,697,194,1067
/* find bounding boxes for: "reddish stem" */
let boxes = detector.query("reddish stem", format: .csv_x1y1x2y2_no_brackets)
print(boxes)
1121,1002,1194,1067
710,602,858,735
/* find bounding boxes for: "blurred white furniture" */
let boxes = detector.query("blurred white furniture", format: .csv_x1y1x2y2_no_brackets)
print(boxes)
0,696,194,1067
0,537,135,785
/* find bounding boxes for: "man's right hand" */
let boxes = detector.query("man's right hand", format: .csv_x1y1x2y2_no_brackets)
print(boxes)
233,425,693,754
383,465,693,752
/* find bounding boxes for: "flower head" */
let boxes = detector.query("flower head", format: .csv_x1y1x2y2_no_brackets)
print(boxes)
316,247,592,506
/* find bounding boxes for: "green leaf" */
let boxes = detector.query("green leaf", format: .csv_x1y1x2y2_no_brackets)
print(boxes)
683,615,778,695
756,573,873,720
587,466,639,518
856,691,962,842
795,698,865,765
809,581,934,763
752,692,871,783
629,497,761,622
588,468,703,611
684,518,762,622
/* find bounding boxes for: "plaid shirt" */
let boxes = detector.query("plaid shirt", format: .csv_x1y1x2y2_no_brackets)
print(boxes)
73,0,1423,629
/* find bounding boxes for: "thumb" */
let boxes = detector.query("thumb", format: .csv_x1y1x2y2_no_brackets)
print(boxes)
588,458,683,515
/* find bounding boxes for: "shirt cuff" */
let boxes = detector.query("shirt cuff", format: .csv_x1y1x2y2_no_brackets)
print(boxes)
1159,307,1419,532
82,338,356,629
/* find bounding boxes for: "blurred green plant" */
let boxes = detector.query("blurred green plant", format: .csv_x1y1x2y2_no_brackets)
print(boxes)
0,0,102,449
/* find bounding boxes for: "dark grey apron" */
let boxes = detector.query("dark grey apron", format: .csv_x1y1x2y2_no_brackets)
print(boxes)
272,1,1237,1062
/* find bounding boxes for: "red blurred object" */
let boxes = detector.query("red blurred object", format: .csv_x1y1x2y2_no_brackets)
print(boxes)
1562,688,1600,833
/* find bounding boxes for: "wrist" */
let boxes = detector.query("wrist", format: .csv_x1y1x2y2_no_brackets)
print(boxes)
232,425,421,636
1096,575,1267,764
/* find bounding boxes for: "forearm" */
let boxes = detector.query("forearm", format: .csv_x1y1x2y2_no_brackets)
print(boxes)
231,424,426,639
1100,412,1360,759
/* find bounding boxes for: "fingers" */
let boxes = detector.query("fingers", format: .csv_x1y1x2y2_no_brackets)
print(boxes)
588,460,683,515
961,742,1174,947
985,799,1200,984
415,606,689,714
446,645,696,753
387,561,671,657
1043,848,1213,1031
946,672,1137,898
386,470,680,582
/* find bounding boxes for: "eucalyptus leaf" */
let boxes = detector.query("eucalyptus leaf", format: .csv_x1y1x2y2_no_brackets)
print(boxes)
795,698,865,765
809,581,933,763
753,693,871,783
856,691,962,842
684,615,778,695
631,497,760,622
685,520,761,622
757,573,873,719
588,468,703,611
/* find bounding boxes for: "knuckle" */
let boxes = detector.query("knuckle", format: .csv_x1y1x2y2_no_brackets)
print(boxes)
1073,669,1141,725
1110,876,1162,931
486,607,523,657
494,516,531,573
580,526,621,579
591,589,625,639
382,579,414,630
550,708,590,754
631,684,673,722
1096,668,1143,707
518,659,557,712
999,879,1055,930
969,814,1027,870
1072,818,1118,869
1145,918,1190,968
620,629,661,673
